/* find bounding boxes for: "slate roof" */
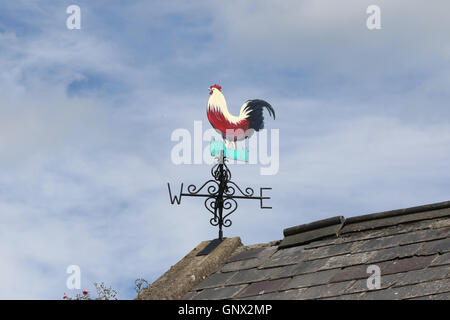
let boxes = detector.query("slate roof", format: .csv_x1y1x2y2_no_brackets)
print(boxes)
183,200,450,300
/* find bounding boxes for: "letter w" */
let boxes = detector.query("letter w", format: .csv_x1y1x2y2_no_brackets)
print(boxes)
168,183,183,204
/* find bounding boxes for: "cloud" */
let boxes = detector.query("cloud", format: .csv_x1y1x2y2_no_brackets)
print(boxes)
210,0,450,62
1,0,450,299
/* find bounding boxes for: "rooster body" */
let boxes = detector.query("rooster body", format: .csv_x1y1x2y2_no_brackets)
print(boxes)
207,84,275,148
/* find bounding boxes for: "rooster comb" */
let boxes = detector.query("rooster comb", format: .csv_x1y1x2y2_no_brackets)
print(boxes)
210,84,222,91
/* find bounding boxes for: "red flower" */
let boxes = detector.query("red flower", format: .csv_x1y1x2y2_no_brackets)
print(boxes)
82,290,88,295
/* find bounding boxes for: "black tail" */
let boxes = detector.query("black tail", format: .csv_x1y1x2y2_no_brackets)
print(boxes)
245,99,275,131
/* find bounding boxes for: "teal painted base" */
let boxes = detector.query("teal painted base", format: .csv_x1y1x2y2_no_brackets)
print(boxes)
210,140,249,162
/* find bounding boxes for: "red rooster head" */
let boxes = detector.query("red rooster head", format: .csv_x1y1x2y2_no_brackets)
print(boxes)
209,84,222,95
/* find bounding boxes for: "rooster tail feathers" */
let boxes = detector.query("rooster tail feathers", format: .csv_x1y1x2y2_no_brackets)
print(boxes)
241,99,275,131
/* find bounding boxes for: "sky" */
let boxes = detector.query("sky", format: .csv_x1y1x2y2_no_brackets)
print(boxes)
1,0,450,299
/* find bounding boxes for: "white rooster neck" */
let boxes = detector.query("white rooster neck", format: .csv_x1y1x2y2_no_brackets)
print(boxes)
208,91,243,124
208,91,227,110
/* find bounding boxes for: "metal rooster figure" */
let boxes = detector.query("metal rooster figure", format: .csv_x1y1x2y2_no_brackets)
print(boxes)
207,84,276,149
168,84,274,250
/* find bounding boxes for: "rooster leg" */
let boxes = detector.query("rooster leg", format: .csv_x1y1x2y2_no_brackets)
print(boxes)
224,140,230,149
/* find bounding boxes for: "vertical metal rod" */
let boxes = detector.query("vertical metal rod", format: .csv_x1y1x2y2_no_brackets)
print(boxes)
216,151,225,240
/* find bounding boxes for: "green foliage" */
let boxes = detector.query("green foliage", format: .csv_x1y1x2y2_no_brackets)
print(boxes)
134,278,149,296
94,282,118,300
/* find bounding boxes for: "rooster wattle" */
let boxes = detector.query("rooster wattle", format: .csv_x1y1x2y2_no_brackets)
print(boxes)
207,84,275,149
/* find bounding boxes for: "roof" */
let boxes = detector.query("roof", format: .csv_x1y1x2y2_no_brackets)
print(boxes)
137,238,242,300
141,200,450,300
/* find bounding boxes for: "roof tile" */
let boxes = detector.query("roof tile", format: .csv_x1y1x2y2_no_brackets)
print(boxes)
415,291,450,300
320,252,375,270
428,217,450,229
397,227,449,245
283,216,344,237
344,202,450,224
273,259,328,278
221,247,277,272
194,284,247,300
303,242,354,261
330,265,368,283
279,218,344,249
431,252,450,266
341,207,450,234
360,288,401,300
418,237,450,255
303,237,340,250
221,258,263,272
391,279,450,299
259,246,305,268
392,265,450,287
282,269,338,290
181,291,198,300
226,247,266,262
367,243,423,263
193,271,238,290
227,246,277,263
296,281,355,299
321,292,364,300
352,226,449,252
236,278,290,298
336,229,390,244
378,255,436,275
343,273,400,295
351,236,398,253
239,289,305,300
226,268,275,286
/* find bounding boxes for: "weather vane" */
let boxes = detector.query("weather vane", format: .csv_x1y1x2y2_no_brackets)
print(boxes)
168,84,275,248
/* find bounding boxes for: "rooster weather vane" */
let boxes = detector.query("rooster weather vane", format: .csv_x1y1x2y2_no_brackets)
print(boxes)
168,84,275,245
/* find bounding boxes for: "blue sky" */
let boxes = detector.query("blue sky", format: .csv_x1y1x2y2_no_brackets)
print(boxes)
1,0,450,299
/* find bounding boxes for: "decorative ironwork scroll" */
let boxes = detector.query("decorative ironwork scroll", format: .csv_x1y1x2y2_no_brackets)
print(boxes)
168,152,272,240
